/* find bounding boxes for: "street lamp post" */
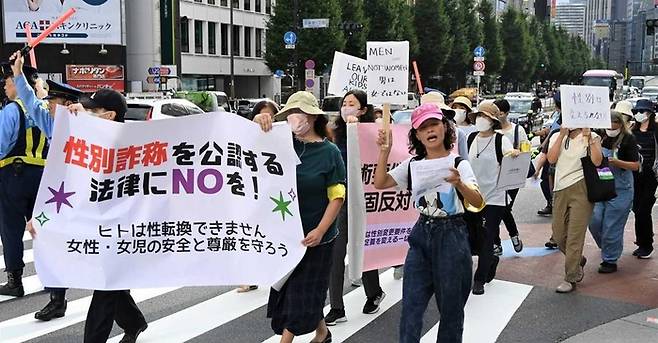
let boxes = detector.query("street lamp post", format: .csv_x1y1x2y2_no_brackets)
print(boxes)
230,0,236,101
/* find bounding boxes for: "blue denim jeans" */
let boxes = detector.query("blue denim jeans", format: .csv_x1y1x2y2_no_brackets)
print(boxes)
399,215,472,343
589,151,634,263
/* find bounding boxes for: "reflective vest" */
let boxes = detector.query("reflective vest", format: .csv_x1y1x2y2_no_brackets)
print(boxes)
0,100,48,168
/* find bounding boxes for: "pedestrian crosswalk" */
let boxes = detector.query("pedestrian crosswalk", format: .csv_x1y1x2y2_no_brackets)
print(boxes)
0,237,535,343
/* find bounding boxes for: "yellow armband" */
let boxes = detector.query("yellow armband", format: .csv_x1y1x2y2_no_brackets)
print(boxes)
327,183,346,201
462,183,485,213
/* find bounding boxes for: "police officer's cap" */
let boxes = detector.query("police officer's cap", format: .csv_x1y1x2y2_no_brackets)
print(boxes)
44,80,82,102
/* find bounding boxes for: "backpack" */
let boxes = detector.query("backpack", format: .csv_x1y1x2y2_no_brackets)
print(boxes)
467,131,504,165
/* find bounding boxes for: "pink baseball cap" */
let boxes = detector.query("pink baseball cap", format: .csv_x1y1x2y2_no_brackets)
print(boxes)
411,103,444,129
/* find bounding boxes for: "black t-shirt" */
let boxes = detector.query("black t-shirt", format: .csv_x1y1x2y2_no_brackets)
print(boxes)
633,129,657,171
602,134,639,163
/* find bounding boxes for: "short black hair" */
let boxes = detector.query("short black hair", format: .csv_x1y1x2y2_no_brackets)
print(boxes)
494,99,510,113
250,100,279,120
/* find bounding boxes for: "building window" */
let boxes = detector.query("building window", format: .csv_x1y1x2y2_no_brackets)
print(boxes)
208,22,217,55
208,0,215,4
221,24,229,55
195,20,203,54
232,0,239,9
265,0,271,14
255,0,261,12
232,25,241,56
244,27,252,57
255,28,263,57
244,0,250,11
194,0,202,3
220,0,227,5
181,17,189,53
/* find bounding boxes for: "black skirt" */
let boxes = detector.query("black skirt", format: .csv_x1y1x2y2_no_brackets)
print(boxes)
267,240,335,336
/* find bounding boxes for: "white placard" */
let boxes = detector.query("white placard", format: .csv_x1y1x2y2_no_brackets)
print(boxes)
366,41,409,105
328,52,367,96
410,158,453,201
496,153,532,191
560,85,612,129
33,107,305,290
3,0,122,44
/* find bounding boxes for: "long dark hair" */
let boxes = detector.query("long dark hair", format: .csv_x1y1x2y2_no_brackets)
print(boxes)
408,117,456,158
632,111,657,132
334,90,375,140
314,113,329,138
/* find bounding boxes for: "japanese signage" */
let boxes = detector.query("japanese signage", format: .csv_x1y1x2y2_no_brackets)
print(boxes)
346,123,416,278
33,108,305,290
328,52,367,96
66,65,124,92
366,41,409,105
560,85,612,129
3,0,121,44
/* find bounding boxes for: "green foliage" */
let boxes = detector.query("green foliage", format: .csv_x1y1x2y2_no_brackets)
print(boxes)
414,0,452,85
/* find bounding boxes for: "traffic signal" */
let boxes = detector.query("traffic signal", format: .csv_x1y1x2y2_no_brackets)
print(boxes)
646,19,657,35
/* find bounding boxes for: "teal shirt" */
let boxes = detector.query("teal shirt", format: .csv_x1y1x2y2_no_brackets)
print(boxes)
294,138,346,244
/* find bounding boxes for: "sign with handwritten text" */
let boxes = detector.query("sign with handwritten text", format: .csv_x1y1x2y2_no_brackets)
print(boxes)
328,52,367,96
366,41,409,105
560,85,611,129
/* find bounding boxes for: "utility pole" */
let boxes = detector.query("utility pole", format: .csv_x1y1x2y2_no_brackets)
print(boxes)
230,0,236,101
292,0,299,91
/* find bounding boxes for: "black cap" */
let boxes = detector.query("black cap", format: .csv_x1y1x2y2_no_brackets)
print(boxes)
81,89,127,122
44,80,82,102
1,63,39,88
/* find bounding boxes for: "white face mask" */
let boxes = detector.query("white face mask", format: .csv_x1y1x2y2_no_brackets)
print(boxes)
635,112,649,123
340,106,360,122
475,117,492,132
287,113,311,136
605,129,621,137
453,109,467,124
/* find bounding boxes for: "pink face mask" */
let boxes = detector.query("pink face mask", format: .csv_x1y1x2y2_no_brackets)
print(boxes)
287,113,311,136
340,106,360,122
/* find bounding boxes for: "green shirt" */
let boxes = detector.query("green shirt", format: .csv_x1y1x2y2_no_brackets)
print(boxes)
294,138,346,244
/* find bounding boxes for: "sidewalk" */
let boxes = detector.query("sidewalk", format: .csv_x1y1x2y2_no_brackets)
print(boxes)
563,308,658,343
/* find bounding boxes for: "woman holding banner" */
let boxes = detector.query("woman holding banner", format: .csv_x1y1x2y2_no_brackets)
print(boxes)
325,90,387,326
547,123,602,293
373,103,484,343
254,91,345,343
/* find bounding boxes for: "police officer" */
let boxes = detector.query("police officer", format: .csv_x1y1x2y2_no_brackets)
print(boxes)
10,53,83,321
0,62,45,298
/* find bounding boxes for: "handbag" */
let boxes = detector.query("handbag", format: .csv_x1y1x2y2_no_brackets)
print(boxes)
581,146,617,202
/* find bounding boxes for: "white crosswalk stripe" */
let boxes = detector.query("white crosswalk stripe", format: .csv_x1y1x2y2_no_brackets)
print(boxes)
0,275,45,303
0,249,34,270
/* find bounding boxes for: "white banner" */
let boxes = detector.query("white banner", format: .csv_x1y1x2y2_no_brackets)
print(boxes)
560,85,612,129
366,41,409,105
33,108,305,290
3,0,121,44
328,52,367,96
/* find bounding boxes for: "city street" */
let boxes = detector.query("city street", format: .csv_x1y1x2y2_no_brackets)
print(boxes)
2,186,657,343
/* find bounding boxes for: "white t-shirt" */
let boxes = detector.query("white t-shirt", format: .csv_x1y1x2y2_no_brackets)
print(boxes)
468,134,514,206
389,154,478,217
549,132,600,192
497,124,528,149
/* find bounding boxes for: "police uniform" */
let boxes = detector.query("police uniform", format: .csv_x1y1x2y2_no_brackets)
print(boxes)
14,74,83,321
0,65,47,299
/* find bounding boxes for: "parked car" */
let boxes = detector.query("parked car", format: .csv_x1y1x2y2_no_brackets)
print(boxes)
125,98,204,122
504,93,544,133
641,86,658,102
322,95,342,122
175,91,232,113
235,98,269,119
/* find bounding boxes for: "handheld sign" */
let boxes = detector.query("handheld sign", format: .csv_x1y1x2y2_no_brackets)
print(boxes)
327,52,367,96
560,85,611,129
366,41,409,106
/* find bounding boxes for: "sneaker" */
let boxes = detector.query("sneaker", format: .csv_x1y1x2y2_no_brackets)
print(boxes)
493,244,503,256
362,291,386,314
636,247,654,259
511,235,523,253
632,247,641,256
324,308,347,326
598,262,617,274
118,323,147,343
555,281,576,293
351,278,362,287
537,206,552,216
545,238,558,249
393,266,404,280
472,281,485,295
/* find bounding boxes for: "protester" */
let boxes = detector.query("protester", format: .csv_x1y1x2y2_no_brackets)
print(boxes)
451,96,476,139
493,99,527,255
420,92,467,160
631,99,657,259
467,101,517,295
325,90,386,326
589,111,639,273
254,91,345,343
373,103,484,342
614,100,634,129
547,124,602,293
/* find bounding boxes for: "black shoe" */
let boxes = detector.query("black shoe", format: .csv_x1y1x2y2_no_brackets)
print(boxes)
472,281,485,295
493,244,503,256
632,247,641,256
310,328,332,343
118,323,148,343
0,270,24,297
362,291,386,314
537,206,552,216
636,247,654,259
35,294,67,321
598,262,618,274
545,238,558,249
324,308,347,326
